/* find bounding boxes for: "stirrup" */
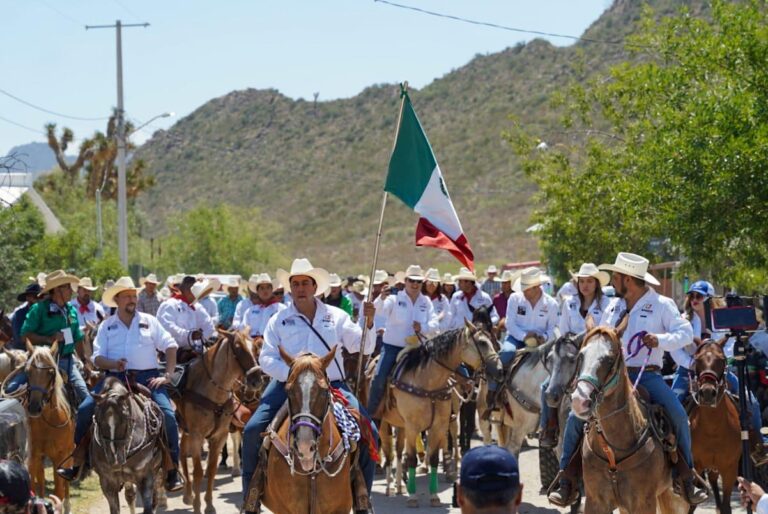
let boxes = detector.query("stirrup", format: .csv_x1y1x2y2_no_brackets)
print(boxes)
546,471,578,507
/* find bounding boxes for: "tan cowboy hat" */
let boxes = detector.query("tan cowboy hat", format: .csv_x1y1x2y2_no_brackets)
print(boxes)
248,273,274,294
276,259,330,297
28,272,47,288
495,269,521,284
328,273,344,288
599,252,661,286
224,276,241,289
442,272,455,285
76,277,98,292
102,276,140,307
393,271,406,285
144,273,160,285
41,270,80,294
372,269,389,286
571,263,610,287
515,267,549,292
350,281,368,296
405,265,425,281
455,267,478,282
192,279,218,302
424,268,441,283
196,273,205,281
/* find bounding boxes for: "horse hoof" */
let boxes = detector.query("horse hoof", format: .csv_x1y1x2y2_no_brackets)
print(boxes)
406,497,419,508
231,467,242,478
182,494,192,506
204,505,216,514
430,496,441,507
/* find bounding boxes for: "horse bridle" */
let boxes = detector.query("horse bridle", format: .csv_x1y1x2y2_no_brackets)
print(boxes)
575,337,624,413
554,334,584,396
690,343,727,406
202,334,256,393
26,362,56,405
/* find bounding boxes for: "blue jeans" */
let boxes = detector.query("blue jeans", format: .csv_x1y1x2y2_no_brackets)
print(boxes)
489,335,525,391
241,379,378,499
74,370,179,464
366,343,402,417
559,370,694,470
672,367,762,433
539,377,551,430
7,355,89,407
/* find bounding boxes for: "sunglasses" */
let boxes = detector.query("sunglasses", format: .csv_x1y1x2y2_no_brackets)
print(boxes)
406,278,423,284
274,291,284,296
689,292,705,300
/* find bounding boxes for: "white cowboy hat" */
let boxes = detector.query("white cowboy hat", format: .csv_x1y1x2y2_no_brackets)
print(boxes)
393,271,406,285
196,273,205,281
350,281,368,297
40,270,80,294
571,263,610,287
102,276,140,307
424,268,441,283
442,272,455,284
76,277,98,292
495,269,521,284
599,252,661,286
405,265,425,281
485,265,498,275
455,267,478,282
372,269,389,286
328,273,344,288
276,258,331,297
191,279,216,302
28,272,48,287
143,273,160,285
248,273,274,293
224,276,241,289
515,267,549,292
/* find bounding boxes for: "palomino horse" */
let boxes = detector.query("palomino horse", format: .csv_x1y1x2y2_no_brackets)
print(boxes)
246,346,366,514
91,376,165,514
690,339,740,514
178,329,257,514
571,327,687,514
23,342,74,514
379,321,501,508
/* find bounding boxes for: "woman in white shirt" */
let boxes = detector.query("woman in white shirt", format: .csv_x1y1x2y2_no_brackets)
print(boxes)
423,268,450,332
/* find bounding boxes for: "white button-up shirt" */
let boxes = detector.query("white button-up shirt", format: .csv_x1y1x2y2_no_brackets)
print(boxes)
430,295,451,332
600,288,693,369
156,297,215,349
505,290,560,342
374,290,439,347
232,299,286,337
69,299,105,329
447,289,493,330
197,297,219,326
93,312,178,371
259,299,375,383
559,295,611,335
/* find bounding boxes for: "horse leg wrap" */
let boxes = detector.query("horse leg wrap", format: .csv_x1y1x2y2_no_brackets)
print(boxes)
407,467,416,495
429,466,438,495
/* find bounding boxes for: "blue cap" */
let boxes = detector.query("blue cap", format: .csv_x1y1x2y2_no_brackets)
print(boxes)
460,445,520,493
689,280,714,297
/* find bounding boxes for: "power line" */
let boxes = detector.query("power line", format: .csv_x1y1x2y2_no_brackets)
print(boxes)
111,0,143,21
0,86,110,121
36,0,83,26
373,0,626,45
0,115,46,136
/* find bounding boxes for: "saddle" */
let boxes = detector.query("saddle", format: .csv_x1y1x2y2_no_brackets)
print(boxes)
164,358,198,399
634,387,678,458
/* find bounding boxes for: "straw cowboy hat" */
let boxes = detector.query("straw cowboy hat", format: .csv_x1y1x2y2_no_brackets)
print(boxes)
405,265,425,281
351,281,368,297
192,279,218,302
28,272,47,288
248,273,274,294
40,270,80,294
571,263,610,287
76,277,98,292
442,272,455,284
424,268,441,283
514,267,549,292
143,273,160,285
223,276,241,290
102,276,140,308
371,270,389,286
455,267,478,282
276,259,331,297
328,273,344,288
599,252,661,286
485,265,498,275
494,269,521,284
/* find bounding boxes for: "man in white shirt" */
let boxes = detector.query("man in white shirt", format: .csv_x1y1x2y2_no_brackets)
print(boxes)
367,265,439,420
241,258,377,506
232,273,286,339
549,252,708,507
156,276,215,354
70,277,105,329
193,278,220,327
57,277,183,492
447,267,493,330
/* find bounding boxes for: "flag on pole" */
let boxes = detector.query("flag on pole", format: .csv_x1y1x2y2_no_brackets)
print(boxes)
385,88,475,271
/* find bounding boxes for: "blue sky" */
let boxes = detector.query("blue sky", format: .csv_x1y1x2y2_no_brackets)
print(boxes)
0,0,611,156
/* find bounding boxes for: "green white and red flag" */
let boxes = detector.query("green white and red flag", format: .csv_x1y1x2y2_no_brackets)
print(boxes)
384,89,475,271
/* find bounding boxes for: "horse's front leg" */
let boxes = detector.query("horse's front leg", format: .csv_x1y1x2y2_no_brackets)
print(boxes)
180,434,193,506
403,425,420,508
28,452,44,497
427,427,447,507
204,434,227,514
230,430,242,477
100,479,121,514
124,482,137,514
140,473,155,514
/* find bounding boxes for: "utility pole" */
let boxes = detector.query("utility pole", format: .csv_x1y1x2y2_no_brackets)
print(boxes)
86,20,149,269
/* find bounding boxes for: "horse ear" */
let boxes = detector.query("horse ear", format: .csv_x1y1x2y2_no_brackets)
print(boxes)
716,336,728,347
585,315,596,333
319,345,338,370
25,339,35,354
464,319,477,333
92,391,107,404
615,313,629,338
278,345,294,366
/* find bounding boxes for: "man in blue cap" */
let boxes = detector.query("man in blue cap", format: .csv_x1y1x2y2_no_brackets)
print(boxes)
457,445,523,513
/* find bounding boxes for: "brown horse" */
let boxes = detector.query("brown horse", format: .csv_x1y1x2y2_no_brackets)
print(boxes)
379,321,501,508
690,340,740,514
23,342,74,514
570,327,687,514
178,329,257,514
247,345,363,514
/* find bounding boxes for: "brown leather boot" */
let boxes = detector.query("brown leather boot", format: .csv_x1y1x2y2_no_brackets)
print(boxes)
672,450,709,505
56,431,91,481
539,406,559,449
547,449,581,507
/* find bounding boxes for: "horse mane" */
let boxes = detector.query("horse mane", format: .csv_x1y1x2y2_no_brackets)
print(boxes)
28,346,70,418
399,328,463,374
471,307,493,333
286,353,328,388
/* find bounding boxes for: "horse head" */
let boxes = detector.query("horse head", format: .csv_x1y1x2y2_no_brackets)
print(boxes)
279,345,336,473
23,341,67,418
544,331,584,408
570,327,623,420
0,310,13,344
692,338,727,407
92,377,134,466
222,328,259,376
461,320,502,380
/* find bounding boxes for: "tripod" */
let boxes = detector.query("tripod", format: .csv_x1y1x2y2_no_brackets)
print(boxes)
732,330,754,514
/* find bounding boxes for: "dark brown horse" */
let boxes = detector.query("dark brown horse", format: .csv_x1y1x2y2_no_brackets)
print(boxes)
690,339,740,514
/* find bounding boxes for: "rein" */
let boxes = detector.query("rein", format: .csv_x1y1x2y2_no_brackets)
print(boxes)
626,331,651,392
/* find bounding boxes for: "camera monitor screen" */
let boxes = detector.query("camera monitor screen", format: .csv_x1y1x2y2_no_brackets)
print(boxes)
711,306,759,331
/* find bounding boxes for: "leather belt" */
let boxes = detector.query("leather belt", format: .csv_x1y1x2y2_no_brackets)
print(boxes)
627,365,660,374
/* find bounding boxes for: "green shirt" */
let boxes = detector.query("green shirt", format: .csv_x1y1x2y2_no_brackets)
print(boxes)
20,299,83,357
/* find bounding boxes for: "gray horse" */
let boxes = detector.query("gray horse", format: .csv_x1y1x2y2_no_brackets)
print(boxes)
91,377,166,514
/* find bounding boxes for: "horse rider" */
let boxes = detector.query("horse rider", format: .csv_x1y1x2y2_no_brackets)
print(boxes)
56,276,184,492
423,268,451,332
194,277,220,327
324,273,354,317
442,272,457,299
366,264,440,421
363,270,391,357
539,263,610,448
489,269,518,341
480,264,502,298
446,267,493,331
670,280,768,466
217,276,243,330
549,252,709,506
232,273,286,340
484,267,558,417
241,258,378,509
137,273,163,316
156,275,215,358
9,282,42,350
70,277,105,330
7,270,89,407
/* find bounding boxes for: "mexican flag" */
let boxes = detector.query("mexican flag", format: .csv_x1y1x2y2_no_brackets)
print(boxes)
385,89,475,271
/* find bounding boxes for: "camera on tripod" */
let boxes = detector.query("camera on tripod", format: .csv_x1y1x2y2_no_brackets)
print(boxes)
705,293,761,333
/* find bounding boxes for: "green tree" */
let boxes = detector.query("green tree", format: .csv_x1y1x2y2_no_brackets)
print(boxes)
509,0,768,290
0,197,46,310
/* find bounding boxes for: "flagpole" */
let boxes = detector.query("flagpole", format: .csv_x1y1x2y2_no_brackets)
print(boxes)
354,82,409,399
